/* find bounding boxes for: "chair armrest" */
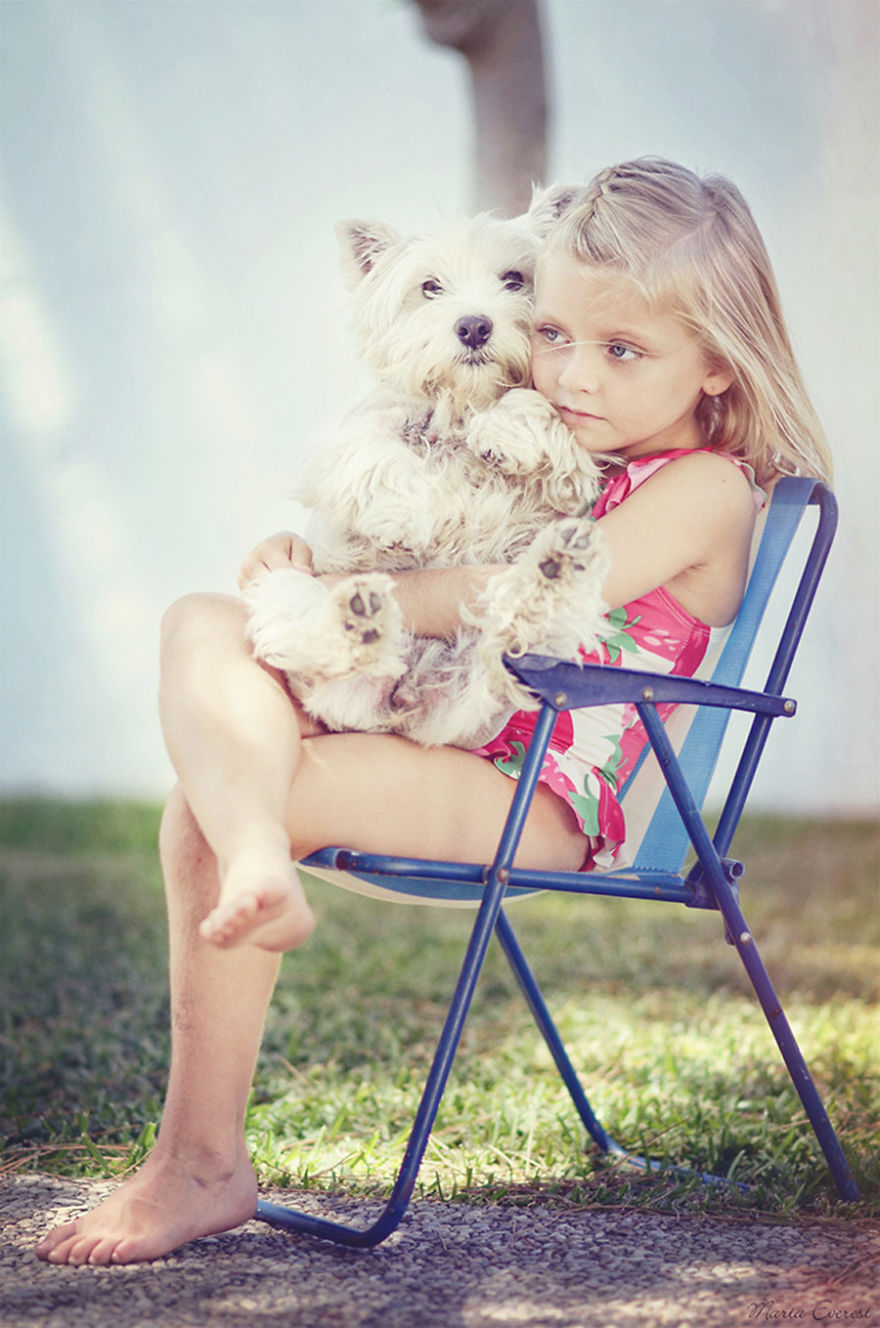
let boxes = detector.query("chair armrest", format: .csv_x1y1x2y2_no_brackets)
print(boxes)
504,653,796,719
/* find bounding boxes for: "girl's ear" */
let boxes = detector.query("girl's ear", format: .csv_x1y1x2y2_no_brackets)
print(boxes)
701,364,735,397
335,221,400,290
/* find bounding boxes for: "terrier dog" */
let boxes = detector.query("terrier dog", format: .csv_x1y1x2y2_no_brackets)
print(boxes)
245,201,608,749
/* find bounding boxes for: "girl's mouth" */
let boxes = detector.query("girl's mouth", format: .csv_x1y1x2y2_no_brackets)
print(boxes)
556,404,604,424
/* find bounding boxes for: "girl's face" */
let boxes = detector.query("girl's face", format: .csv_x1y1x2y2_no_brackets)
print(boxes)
531,253,732,459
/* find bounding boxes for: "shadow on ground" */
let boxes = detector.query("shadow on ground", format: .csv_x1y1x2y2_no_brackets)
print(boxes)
2,1174,877,1328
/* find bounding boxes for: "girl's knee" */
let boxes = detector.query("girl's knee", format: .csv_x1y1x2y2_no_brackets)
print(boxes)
162,591,241,646
160,593,247,672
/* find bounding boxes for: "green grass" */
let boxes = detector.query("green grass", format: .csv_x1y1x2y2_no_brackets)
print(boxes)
1,798,878,1218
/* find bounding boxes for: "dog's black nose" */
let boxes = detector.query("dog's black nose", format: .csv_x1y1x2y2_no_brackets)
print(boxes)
455,315,493,349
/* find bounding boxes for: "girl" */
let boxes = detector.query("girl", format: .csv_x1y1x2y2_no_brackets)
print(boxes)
37,158,831,1265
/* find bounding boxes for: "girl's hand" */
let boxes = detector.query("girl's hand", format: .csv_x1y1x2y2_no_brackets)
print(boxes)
238,532,313,589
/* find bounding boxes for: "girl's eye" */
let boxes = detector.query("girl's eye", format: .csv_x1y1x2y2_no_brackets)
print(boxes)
501,270,526,291
608,342,640,362
421,279,443,298
535,325,564,346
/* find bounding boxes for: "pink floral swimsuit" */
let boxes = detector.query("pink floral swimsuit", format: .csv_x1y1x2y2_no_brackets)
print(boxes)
473,450,766,871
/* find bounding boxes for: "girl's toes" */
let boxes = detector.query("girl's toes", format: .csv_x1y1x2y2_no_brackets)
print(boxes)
39,1225,79,1263
199,883,291,949
199,913,219,943
87,1236,122,1266
108,1238,142,1265
35,1232,59,1260
63,1235,97,1266
199,897,252,945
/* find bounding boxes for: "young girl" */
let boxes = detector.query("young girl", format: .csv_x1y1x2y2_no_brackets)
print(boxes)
37,158,831,1266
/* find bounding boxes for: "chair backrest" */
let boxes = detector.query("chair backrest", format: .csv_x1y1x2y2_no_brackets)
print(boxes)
618,477,834,873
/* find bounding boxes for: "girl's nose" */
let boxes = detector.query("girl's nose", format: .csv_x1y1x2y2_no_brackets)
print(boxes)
557,343,599,394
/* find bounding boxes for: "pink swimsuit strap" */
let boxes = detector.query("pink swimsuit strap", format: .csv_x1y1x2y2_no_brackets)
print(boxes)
593,448,766,520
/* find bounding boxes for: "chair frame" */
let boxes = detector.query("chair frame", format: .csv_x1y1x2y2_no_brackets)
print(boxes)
255,477,859,1247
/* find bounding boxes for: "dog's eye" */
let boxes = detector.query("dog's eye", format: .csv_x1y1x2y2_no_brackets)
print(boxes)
501,270,526,292
421,279,443,298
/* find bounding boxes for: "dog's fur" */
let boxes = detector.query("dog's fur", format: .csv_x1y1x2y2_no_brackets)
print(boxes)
245,200,609,748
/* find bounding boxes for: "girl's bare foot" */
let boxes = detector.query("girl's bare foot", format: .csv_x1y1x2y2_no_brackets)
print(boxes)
35,1148,258,1266
199,841,316,952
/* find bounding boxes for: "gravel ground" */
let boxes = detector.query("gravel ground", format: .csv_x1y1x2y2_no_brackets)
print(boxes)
1,1174,877,1328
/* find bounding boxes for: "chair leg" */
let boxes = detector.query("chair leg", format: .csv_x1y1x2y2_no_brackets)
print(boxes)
636,701,859,1201
712,877,860,1201
494,908,613,1153
255,708,564,1244
256,865,513,1246
495,908,739,1188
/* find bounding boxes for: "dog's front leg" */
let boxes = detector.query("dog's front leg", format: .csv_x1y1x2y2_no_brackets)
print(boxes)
464,388,583,475
244,567,406,682
469,517,611,711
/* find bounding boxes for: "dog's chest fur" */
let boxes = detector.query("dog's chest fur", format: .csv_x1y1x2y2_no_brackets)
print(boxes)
302,397,593,576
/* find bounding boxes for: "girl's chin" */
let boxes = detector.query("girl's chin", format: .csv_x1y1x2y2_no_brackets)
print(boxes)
568,419,617,452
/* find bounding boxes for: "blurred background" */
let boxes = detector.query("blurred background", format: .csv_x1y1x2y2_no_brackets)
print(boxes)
1,0,877,815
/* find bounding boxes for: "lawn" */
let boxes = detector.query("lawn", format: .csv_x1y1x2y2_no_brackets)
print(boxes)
1,798,877,1217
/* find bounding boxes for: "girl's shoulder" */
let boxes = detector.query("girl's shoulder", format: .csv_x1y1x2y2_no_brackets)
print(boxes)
595,448,765,519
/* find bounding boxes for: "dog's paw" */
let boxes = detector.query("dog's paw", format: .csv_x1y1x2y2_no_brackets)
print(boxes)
464,389,560,473
524,517,610,655
326,575,406,677
534,516,603,583
246,569,405,681
473,516,609,673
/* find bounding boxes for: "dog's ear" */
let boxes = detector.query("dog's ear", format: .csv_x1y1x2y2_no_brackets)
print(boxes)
519,183,586,237
336,221,401,289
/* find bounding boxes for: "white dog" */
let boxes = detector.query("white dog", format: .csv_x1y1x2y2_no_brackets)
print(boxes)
245,202,609,749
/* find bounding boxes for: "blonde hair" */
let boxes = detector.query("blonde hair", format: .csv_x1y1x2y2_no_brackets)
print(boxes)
547,158,832,486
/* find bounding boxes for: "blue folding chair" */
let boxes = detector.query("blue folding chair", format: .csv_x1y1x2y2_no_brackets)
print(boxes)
255,476,859,1246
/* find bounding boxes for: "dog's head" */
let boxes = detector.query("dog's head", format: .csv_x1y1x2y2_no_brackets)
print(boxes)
336,214,541,413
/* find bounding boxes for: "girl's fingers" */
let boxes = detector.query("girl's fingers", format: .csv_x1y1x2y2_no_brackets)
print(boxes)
237,534,313,589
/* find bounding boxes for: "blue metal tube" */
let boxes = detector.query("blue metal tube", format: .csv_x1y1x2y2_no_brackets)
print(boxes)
309,846,699,907
494,908,613,1152
714,485,837,859
637,701,859,1201
495,908,751,1191
257,704,562,1244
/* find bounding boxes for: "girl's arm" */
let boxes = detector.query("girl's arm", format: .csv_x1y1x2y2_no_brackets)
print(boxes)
239,531,499,637
595,451,758,627
239,451,755,639
389,452,758,637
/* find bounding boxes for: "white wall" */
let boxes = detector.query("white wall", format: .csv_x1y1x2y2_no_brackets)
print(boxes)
1,0,877,814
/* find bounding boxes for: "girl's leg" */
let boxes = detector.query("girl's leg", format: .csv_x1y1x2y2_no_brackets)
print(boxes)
37,594,586,1265
36,789,279,1265
36,742,583,1265
285,729,587,870
158,592,320,952
168,593,585,952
